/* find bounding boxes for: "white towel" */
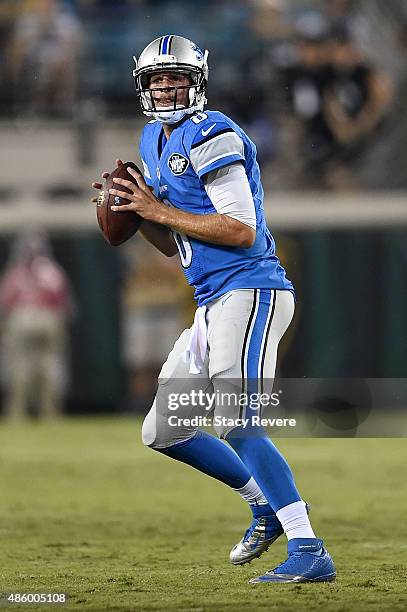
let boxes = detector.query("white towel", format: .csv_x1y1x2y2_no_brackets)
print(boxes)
183,306,208,374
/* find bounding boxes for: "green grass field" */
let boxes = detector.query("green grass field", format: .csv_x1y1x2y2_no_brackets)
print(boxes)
1,417,406,611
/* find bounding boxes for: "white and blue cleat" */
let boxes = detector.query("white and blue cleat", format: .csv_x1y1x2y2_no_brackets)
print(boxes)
249,538,336,583
230,503,310,566
229,513,284,565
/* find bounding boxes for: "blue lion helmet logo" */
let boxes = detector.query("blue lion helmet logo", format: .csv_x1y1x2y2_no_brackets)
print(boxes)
191,43,203,61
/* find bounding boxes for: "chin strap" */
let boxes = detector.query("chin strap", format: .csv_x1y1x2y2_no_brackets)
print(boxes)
148,106,195,124
144,99,205,124
155,110,190,124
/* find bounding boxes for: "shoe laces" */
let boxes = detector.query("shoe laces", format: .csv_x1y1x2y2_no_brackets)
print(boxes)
243,515,275,543
243,518,259,542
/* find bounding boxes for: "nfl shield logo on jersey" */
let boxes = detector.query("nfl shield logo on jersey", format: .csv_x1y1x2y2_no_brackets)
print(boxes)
168,153,189,175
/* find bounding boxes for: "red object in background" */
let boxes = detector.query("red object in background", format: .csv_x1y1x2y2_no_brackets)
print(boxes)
0,256,72,316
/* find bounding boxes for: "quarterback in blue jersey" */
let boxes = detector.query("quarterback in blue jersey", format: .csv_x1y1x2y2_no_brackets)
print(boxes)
92,35,335,584
138,108,294,306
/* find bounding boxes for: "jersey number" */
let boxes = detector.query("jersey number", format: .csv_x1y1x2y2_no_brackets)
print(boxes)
161,199,193,268
191,112,208,124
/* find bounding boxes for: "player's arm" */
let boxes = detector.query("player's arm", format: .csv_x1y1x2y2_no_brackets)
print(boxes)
138,219,178,257
109,166,256,249
128,159,178,256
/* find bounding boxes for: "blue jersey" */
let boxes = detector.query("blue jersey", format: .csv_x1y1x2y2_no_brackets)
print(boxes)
139,110,294,306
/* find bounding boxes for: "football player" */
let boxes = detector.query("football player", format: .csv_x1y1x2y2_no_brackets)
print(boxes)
91,35,336,584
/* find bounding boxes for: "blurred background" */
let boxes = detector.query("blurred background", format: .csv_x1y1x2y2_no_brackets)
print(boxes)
0,0,406,418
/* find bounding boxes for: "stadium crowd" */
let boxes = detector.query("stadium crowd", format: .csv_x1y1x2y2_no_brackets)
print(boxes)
1,0,406,189
0,1,406,415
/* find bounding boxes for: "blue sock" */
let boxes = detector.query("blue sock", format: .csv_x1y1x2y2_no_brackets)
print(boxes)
156,429,252,489
251,503,274,518
226,427,301,512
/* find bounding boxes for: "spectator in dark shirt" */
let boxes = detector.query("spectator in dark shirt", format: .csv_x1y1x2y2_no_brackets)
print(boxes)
281,29,393,189
323,29,393,164
280,34,335,187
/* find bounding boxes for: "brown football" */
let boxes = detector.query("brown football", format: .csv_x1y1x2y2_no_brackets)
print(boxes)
96,162,143,246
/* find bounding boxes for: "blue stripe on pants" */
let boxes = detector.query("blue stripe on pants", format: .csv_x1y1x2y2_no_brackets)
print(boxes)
246,289,271,404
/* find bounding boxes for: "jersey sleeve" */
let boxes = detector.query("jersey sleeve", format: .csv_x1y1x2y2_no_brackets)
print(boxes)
204,164,256,230
189,123,245,179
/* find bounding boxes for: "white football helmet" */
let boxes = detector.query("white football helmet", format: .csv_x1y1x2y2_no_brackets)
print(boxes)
133,35,209,124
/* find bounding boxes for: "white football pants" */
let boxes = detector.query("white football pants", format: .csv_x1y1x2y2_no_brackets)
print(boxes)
142,288,294,447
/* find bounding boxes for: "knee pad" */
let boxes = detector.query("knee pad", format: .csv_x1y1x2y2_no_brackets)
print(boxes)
141,399,196,449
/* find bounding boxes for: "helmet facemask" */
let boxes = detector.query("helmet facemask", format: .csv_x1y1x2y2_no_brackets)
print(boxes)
135,67,206,124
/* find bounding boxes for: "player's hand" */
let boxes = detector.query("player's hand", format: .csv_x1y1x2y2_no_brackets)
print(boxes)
90,159,123,203
108,166,169,224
